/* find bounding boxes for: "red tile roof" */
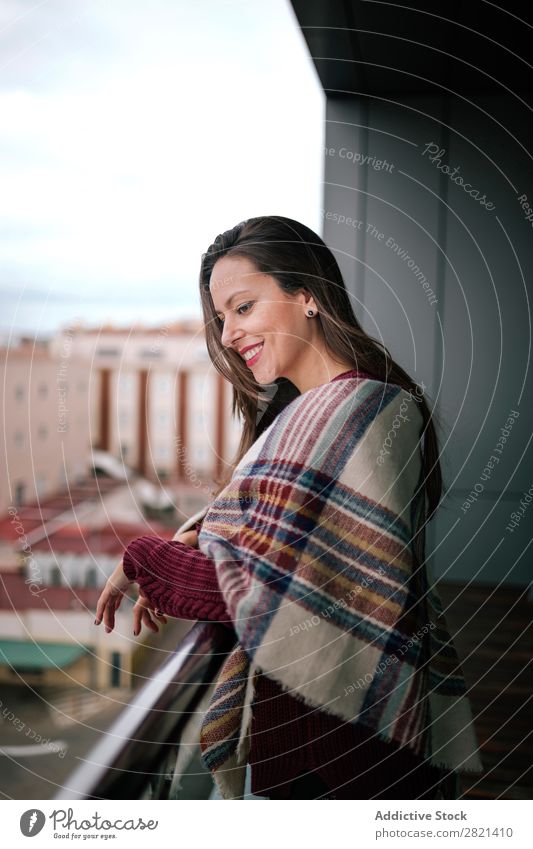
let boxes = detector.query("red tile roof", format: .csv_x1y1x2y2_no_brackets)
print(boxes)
1,477,178,577
0,572,102,611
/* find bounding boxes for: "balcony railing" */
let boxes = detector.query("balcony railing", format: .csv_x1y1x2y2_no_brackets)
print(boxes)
54,621,235,800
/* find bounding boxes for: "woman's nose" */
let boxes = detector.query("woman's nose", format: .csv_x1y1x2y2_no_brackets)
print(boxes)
221,315,243,349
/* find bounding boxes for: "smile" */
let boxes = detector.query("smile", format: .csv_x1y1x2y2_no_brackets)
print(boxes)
243,342,264,366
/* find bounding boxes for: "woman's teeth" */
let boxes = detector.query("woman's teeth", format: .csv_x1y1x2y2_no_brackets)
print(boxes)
243,343,264,362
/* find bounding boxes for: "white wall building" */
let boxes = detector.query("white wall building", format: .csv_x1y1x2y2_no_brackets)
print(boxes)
50,321,242,488
0,337,92,515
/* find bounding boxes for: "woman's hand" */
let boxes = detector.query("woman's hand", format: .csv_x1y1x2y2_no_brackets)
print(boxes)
176,528,199,548
132,594,167,636
94,561,131,634
95,528,199,635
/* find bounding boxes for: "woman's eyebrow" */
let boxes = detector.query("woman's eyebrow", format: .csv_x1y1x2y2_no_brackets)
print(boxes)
215,289,252,313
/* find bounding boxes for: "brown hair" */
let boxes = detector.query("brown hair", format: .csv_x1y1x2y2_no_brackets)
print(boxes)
199,215,443,576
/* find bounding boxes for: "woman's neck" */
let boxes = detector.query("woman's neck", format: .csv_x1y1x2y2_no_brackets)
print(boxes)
287,349,356,393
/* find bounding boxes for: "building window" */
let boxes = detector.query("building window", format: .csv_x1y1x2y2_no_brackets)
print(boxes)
38,424,48,440
156,445,170,461
14,482,25,506
86,567,98,588
50,566,62,587
14,431,24,447
110,651,122,688
38,383,48,398
36,476,47,497
15,385,24,401
97,347,120,357
140,349,163,358
118,374,132,391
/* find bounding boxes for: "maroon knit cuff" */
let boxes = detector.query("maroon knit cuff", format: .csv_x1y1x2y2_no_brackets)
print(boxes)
121,534,232,624
122,545,141,582
122,535,170,583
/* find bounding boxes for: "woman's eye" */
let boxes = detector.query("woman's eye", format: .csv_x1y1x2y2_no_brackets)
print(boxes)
215,302,253,324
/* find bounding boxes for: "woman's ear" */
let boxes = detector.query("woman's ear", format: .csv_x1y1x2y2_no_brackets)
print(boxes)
295,287,318,313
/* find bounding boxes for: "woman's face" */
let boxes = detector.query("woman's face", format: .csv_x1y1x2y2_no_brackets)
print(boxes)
209,254,320,388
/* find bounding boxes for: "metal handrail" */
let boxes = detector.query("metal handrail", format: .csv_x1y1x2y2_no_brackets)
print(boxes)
54,621,235,800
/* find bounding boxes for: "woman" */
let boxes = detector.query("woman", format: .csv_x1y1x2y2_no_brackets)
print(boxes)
95,215,483,800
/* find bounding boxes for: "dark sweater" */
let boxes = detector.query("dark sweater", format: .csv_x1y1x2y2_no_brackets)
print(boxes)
122,533,450,799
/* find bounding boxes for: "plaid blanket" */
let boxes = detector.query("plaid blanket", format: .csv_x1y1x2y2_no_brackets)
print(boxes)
197,376,483,799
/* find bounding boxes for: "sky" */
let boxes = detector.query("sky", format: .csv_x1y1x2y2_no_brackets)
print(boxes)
0,0,324,337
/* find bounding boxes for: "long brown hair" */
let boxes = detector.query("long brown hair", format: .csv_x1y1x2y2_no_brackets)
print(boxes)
198,215,443,570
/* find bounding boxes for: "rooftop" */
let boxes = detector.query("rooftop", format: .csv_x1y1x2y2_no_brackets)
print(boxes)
0,638,89,670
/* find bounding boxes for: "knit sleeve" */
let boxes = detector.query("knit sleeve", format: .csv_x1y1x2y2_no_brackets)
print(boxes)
122,536,232,624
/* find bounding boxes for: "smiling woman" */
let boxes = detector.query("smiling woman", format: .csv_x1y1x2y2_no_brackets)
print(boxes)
208,252,354,389
198,216,444,503
95,215,482,800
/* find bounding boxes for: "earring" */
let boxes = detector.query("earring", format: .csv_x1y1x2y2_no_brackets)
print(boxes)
307,309,315,317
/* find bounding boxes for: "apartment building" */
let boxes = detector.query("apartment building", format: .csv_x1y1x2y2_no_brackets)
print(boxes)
0,336,92,516
49,320,242,489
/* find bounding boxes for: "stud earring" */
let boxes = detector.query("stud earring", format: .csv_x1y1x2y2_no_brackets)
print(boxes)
307,309,315,317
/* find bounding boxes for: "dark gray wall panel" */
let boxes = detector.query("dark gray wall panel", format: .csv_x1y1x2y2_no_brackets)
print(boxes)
322,93,532,585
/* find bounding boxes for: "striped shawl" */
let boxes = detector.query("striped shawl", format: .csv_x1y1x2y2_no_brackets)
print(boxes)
197,376,483,799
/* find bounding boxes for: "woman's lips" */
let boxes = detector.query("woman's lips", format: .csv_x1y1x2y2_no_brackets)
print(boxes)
244,342,264,367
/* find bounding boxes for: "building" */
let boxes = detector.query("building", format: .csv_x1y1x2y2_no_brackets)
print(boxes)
49,320,242,489
0,476,180,692
0,336,91,516
0,318,246,694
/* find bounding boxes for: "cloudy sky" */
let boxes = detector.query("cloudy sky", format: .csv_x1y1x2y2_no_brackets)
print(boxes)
0,0,324,336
